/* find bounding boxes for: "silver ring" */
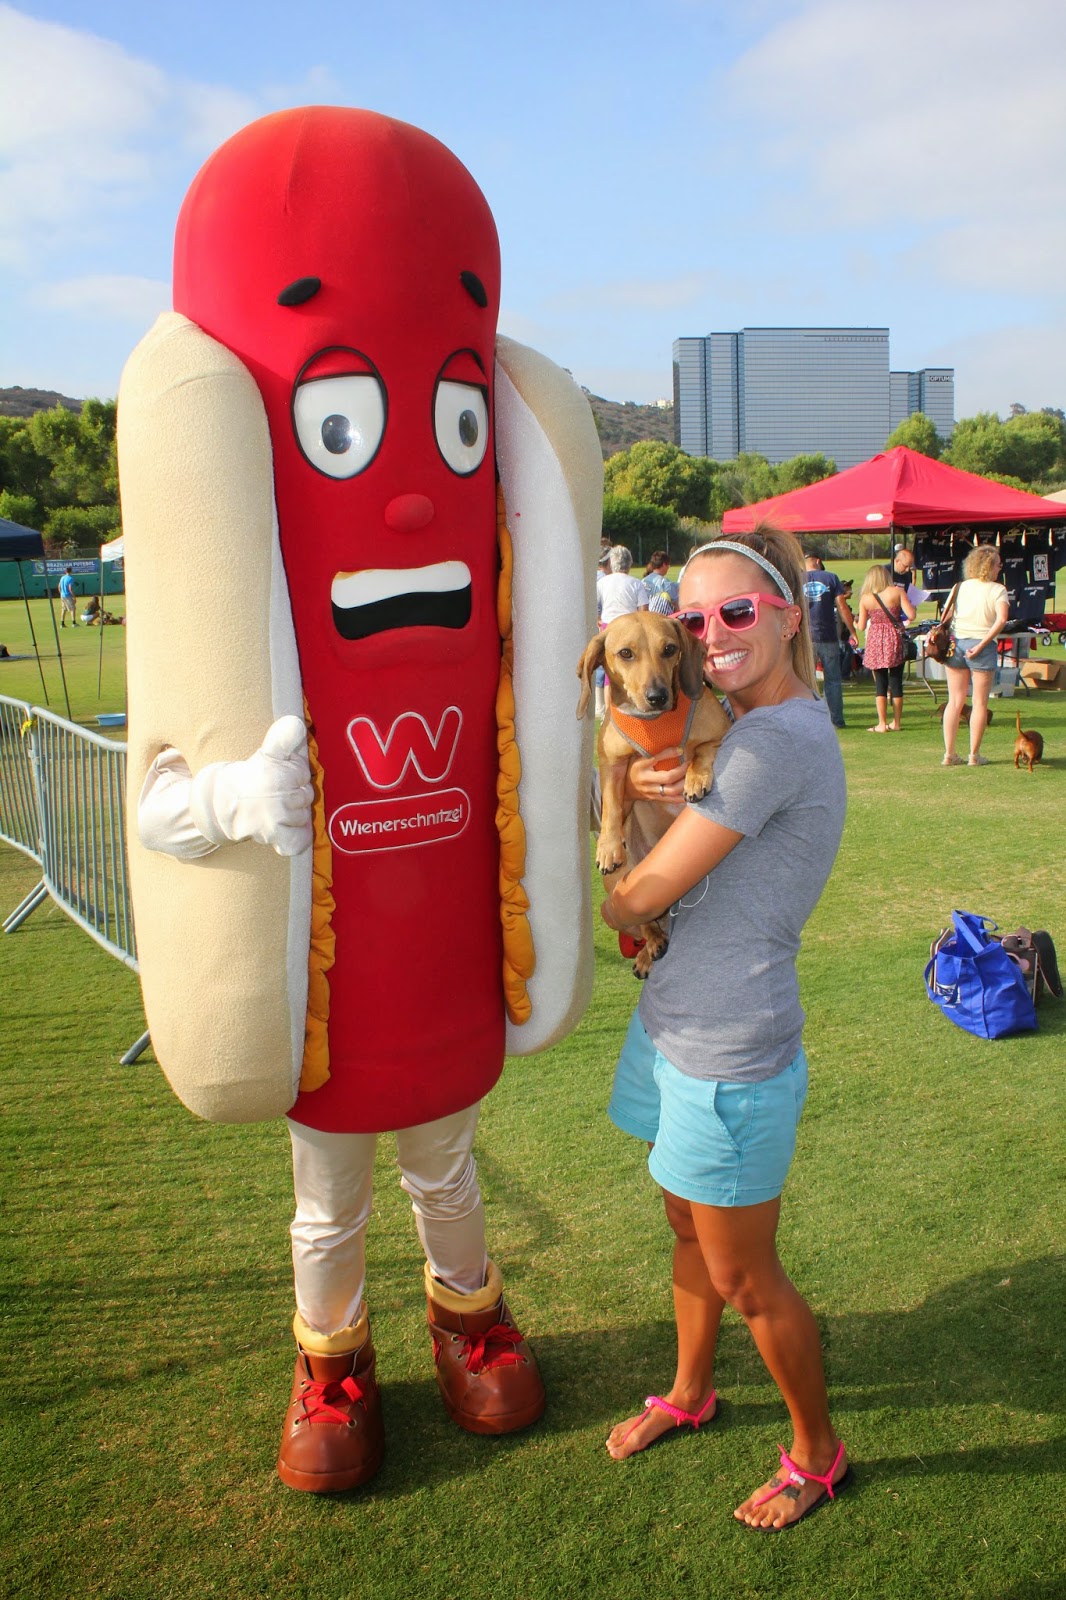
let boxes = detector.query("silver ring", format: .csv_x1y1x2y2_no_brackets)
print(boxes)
659,783,665,796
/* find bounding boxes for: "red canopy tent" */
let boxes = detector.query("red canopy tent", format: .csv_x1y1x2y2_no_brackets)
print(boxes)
722,446,1066,534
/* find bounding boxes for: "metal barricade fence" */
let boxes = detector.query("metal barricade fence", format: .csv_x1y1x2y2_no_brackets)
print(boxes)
0,693,149,1062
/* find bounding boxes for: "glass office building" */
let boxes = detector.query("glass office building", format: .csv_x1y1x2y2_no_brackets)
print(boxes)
888,368,955,442
673,328,954,469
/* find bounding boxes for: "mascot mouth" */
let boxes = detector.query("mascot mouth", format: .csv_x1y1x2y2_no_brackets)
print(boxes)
331,561,472,639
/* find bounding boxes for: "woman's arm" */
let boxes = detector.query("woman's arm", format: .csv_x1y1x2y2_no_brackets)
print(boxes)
855,596,870,633
966,592,1010,657
602,806,743,926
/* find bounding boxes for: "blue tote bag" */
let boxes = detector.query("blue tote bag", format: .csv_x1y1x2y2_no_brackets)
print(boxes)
925,912,1038,1040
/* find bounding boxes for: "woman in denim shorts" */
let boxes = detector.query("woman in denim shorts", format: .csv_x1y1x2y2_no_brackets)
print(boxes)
599,527,851,1529
942,545,1010,767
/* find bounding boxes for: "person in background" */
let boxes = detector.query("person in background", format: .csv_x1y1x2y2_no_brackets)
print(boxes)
891,546,923,609
855,565,916,733
58,566,76,627
837,581,859,677
802,555,856,730
642,551,680,616
598,546,650,625
941,545,1010,768
600,526,850,1530
593,550,613,716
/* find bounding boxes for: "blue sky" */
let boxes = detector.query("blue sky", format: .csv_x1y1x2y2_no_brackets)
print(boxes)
2,0,1064,418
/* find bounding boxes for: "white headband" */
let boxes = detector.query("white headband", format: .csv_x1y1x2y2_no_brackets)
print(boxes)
679,540,795,605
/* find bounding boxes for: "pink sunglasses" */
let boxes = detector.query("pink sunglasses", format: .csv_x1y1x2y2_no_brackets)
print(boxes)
673,593,793,638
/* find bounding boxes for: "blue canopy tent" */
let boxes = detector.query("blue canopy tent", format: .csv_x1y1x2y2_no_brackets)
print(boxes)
0,517,72,717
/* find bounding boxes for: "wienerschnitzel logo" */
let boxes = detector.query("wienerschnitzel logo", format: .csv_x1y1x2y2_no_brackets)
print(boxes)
346,707,462,790
329,788,469,854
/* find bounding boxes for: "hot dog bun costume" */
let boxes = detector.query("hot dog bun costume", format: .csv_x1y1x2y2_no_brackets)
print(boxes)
118,108,601,1493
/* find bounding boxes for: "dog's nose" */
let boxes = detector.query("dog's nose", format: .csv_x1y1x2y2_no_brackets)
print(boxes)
645,685,670,710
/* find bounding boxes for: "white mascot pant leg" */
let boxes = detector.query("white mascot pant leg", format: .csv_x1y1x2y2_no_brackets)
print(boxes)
288,1106,488,1336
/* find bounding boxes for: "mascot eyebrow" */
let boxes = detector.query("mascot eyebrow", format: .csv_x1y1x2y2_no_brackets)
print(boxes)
460,270,488,308
276,271,487,309
277,277,322,307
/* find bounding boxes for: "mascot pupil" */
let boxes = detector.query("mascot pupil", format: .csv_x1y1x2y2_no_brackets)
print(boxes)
118,106,602,1493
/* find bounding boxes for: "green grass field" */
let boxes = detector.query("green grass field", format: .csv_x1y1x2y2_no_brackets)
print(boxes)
1,591,1065,1598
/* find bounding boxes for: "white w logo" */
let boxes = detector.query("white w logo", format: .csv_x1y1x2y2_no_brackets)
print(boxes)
346,707,463,790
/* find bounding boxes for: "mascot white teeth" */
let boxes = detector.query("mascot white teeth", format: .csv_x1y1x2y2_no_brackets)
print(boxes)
118,105,602,1493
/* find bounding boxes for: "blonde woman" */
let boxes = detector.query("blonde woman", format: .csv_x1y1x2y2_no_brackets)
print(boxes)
855,565,916,732
941,545,1009,767
601,526,851,1530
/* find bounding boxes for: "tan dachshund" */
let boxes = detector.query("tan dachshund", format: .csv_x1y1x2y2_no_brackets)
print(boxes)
577,611,730,975
932,702,993,728
1014,710,1044,773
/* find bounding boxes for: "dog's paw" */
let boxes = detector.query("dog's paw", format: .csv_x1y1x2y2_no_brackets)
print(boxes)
596,841,626,875
684,773,711,802
633,928,669,977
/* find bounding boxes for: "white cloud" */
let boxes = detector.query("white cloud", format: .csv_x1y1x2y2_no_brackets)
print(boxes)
0,5,258,265
940,323,1066,416
32,275,171,325
722,0,1066,292
548,273,729,314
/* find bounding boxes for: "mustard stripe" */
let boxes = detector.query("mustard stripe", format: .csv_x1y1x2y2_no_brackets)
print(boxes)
495,483,534,1025
299,708,335,1093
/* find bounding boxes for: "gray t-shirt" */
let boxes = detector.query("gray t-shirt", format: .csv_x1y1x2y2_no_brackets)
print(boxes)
637,695,846,1084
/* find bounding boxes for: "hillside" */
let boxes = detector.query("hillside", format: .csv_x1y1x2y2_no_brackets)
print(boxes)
1,382,672,458
0,386,82,417
584,393,674,459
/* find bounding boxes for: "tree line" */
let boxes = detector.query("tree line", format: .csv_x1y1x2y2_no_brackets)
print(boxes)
0,403,119,551
603,407,1066,562
2,396,1064,561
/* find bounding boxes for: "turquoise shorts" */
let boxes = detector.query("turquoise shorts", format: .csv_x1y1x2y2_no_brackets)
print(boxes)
608,1011,808,1207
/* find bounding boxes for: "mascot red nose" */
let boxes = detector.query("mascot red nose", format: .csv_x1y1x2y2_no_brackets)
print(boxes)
118,106,601,1494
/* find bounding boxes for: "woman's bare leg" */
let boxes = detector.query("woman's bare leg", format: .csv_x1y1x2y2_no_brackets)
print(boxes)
943,665,969,758
869,691,889,731
606,1188,721,1459
687,1197,846,1528
968,668,994,757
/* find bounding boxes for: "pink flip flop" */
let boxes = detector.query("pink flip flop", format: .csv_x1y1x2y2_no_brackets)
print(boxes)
616,1390,717,1453
745,1440,854,1529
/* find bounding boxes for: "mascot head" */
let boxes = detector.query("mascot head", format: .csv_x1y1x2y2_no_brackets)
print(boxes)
173,107,502,673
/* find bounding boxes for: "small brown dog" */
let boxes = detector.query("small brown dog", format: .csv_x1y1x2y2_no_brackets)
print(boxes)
1014,709,1044,773
577,611,730,974
933,702,992,727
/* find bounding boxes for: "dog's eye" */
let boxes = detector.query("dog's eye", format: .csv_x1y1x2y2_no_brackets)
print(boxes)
617,648,634,660
662,643,678,658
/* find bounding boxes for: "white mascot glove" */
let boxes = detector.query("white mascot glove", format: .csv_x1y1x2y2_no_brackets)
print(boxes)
189,715,314,857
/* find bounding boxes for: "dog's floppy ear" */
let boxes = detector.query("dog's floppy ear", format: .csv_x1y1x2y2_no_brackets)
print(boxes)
677,622,707,701
576,633,607,718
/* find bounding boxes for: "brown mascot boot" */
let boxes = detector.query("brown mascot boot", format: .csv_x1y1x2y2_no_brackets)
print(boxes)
277,1307,384,1493
425,1259,545,1435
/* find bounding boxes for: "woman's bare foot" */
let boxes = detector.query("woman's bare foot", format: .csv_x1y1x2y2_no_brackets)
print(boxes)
606,1390,717,1461
890,722,902,731
867,724,889,733
734,1443,849,1530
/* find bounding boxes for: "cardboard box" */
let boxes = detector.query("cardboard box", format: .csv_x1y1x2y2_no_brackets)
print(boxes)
1021,658,1061,687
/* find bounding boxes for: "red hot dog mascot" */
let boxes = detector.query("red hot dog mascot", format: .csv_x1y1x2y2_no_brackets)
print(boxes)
118,107,601,1493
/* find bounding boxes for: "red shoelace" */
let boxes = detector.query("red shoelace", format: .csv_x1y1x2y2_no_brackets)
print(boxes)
298,1374,366,1425
459,1323,524,1374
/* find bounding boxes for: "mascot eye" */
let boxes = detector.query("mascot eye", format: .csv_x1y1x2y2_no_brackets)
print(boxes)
293,374,386,478
433,380,489,475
